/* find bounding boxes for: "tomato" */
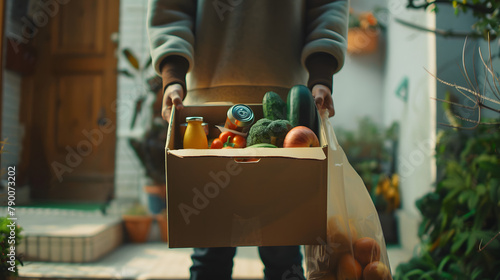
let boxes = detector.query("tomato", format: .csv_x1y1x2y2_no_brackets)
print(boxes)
210,138,223,149
222,145,234,149
231,135,247,148
219,131,235,143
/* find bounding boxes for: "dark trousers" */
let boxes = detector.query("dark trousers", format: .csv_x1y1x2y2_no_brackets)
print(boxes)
189,246,304,280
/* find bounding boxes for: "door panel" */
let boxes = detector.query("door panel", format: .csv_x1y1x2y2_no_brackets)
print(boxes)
52,0,105,54
54,74,102,149
26,0,119,202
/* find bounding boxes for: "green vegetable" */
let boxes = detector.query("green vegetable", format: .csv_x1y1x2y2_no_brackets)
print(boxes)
247,118,292,147
246,143,278,148
263,91,287,120
287,85,319,135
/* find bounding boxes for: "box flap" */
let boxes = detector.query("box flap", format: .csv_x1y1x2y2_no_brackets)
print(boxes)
168,147,326,160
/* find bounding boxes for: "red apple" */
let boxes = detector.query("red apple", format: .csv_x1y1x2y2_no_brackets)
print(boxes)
283,126,320,147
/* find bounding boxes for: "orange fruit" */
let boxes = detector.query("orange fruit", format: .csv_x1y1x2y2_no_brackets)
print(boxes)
327,216,358,254
363,261,391,280
336,254,362,280
353,237,381,266
327,231,351,254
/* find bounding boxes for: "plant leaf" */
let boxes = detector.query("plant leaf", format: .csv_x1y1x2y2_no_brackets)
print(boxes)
471,266,483,280
404,269,426,279
476,184,487,196
418,272,435,280
117,69,135,78
452,233,469,253
466,232,478,256
467,192,479,210
143,56,152,71
437,255,452,272
122,48,140,70
441,213,449,232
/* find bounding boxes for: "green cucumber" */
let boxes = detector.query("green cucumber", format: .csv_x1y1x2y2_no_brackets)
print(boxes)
286,85,319,135
246,143,278,148
262,91,287,120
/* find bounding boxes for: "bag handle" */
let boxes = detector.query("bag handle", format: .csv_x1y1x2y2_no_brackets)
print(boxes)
319,109,340,151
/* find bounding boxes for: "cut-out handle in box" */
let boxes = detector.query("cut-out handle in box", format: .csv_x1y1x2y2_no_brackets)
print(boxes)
233,158,261,163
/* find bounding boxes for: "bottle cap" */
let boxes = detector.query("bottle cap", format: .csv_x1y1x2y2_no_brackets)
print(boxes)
186,116,203,122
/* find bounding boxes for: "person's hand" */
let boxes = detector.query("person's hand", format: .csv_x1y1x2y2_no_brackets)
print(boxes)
312,84,335,117
162,83,184,122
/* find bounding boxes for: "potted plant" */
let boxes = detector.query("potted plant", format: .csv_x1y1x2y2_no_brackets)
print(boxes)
347,8,382,55
134,116,167,215
119,48,168,215
1,216,23,280
122,203,153,243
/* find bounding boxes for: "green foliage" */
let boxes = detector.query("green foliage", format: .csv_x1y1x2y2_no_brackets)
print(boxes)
450,0,500,39
407,0,500,39
0,216,23,277
337,118,400,211
395,122,500,280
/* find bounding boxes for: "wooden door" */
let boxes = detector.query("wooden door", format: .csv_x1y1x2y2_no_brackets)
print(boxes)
25,0,120,201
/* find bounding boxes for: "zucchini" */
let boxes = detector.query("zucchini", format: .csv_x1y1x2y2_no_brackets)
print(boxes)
262,91,287,120
286,85,319,135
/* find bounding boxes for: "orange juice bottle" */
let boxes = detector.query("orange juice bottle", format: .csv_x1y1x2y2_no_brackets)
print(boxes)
183,117,208,149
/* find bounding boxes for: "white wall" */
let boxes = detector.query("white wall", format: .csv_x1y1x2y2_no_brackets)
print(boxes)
334,0,437,251
114,0,152,202
334,0,440,251
1,0,24,181
336,0,436,213
1,71,23,175
382,3,437,251
333,0,387,131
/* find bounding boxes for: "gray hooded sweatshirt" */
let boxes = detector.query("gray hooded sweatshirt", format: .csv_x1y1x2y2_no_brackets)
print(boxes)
147,0,348,104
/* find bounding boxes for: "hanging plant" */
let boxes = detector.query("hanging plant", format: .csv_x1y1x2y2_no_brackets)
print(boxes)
348,9,382,55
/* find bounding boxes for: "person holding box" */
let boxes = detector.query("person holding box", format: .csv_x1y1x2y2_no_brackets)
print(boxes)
147,1,348,279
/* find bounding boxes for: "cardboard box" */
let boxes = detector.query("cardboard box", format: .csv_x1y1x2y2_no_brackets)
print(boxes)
165,105,328,248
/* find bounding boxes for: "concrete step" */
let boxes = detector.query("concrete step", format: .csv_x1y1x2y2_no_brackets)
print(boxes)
0,207,123,263
18,243,265,279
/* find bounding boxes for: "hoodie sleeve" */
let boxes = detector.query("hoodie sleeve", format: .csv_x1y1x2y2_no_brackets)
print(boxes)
303,0,349,90
147,0,196,79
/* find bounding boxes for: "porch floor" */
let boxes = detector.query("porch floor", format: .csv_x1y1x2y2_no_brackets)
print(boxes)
6,204,412,279
18,243,411,280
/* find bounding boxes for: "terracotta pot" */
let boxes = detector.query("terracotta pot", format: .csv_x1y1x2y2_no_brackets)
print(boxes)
156,214,168,243
144,184,166,199
122,215,153,243
347,27,380,54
